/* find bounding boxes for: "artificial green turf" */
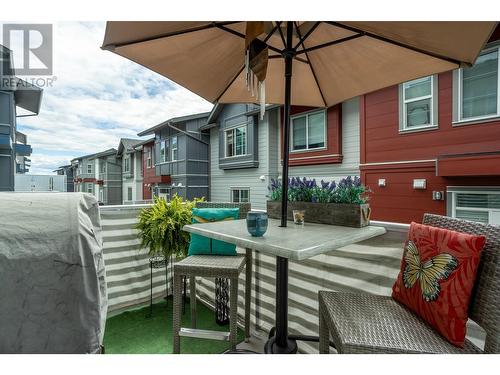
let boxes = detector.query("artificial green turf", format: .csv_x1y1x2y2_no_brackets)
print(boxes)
103,297,244,354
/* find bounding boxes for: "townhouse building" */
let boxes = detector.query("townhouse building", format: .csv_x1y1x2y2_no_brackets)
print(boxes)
54,165,74,192
1,45,42,191
205,98,361,210
137,112,210,201
71,148,122,205
117,138,149,204
360,30,500,225
141,138,156,201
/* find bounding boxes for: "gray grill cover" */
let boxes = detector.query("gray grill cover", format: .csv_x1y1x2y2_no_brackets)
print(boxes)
0,193,107,353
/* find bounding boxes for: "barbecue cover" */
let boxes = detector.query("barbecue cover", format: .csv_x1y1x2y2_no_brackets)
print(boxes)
0,192,107,353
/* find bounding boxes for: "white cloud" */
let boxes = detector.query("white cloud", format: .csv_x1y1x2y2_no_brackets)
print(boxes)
13,21,213,174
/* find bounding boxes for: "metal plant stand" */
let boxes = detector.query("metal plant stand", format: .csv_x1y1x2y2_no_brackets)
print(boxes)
215,277,229,325
146,255,168,318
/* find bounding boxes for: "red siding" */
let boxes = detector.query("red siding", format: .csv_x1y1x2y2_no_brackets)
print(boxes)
361,68,500,224
280,105,342,166
142,141,155,200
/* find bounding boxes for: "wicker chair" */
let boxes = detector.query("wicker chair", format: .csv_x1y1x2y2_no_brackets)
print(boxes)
318,213,500,354
173,202,252,353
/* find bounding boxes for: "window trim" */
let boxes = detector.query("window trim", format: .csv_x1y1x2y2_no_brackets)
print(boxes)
454,44,500,125
86,183,93,194
290,108,327,153
171,136,178,161
399,75,439,133
160,140,167,163
87,163,93,174
123,155,131,173
224,123,248,158
230,187,250,203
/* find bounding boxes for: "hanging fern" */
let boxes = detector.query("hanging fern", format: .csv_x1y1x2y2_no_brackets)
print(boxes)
136,194,204,259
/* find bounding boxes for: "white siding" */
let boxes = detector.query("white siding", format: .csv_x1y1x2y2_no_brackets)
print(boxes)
288,97,360,181
209,110,279,210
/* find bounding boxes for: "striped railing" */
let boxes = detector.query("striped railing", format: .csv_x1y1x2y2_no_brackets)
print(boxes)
100,205,485,353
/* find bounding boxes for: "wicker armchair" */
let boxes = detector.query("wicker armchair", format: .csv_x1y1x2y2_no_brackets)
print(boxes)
318,213,500,354
173,202,252,353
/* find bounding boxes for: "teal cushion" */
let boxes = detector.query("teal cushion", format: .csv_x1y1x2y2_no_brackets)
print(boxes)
188,208,239,256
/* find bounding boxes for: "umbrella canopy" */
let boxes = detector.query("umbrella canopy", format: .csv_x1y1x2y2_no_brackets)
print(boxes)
102,21,497,227
102,21,496,107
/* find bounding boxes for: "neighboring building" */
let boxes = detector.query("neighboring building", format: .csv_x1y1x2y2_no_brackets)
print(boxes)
0,45,42,191
54,165,74,192
205,99,361,210
15,174,66,192
71,148,122,205
360,32,500,225
117,138,149,204
137,112,210,201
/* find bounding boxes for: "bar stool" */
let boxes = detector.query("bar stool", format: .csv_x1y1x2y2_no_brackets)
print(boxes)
172,202,252,354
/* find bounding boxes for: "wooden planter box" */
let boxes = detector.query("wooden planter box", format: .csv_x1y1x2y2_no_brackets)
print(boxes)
266,201,371,228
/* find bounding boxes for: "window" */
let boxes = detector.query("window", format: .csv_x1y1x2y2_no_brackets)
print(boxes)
457,46,500,121
100,162,106,174
86,183,93,194
158,187,171,201
448,188,500,225
146,148,152,168
124,156,130,173
291,110,326,151
400,75,437,131
225,125,247,157
231,188,250,203
171,136,178,161
99,189,104,203
160,140,167,162
127,187,133,201
87,163,92,174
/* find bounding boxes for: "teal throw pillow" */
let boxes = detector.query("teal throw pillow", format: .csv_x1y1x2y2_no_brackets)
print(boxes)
188,208,239,256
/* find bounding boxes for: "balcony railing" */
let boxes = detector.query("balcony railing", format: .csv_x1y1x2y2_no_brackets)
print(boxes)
100,204,486,353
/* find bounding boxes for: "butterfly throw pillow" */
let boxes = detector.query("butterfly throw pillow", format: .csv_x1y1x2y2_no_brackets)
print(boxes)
392,222,486,347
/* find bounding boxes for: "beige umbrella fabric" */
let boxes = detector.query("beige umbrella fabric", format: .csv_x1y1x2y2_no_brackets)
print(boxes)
102,21,497,107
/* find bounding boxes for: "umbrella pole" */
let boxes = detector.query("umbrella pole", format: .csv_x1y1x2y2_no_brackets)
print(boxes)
280,22,294,228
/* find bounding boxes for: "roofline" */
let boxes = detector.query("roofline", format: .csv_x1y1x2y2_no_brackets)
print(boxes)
71,148,117,162
137,111,211,136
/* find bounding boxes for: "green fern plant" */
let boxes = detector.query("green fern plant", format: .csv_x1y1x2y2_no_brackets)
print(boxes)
136,194,203,259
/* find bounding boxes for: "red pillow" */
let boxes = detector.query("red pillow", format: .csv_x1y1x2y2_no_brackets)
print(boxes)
392,222,485,347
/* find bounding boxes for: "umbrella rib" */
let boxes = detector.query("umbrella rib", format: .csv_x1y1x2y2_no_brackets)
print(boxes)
102,21,240,49
293,21,327,107
214,64,245,103
295,34,364,55
326,21,462,66
215,24,284,56
293,22,321,51
276,21,287,50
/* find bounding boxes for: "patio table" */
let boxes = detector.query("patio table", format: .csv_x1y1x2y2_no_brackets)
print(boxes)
183,218,386,354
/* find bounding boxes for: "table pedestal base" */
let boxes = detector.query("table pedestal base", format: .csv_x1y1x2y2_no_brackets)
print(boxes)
264,336,298,354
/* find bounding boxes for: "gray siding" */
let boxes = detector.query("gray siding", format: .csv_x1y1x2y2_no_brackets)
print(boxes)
288,97,360,181
210,107,279,210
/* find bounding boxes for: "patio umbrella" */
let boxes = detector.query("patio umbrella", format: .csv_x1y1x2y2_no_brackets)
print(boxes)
102,22,496,354
102,21,496,227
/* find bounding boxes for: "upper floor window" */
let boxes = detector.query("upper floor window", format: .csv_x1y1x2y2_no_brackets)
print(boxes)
124,156,130,173
458,46,500,121
87,163,92,174
171,136,178,161
160,140,167,163
291,110,326,151
100,162,106,174
399,75,438,131
231,188,250,203
225,125,247,157
146,149,152,168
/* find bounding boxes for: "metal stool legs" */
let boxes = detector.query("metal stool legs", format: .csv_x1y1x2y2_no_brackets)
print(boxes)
173,273,182,354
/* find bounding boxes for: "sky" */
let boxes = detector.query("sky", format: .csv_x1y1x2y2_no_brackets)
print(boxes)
13,22,213,174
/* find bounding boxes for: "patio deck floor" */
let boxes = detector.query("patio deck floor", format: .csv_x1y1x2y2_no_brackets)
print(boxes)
103,297,245,354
